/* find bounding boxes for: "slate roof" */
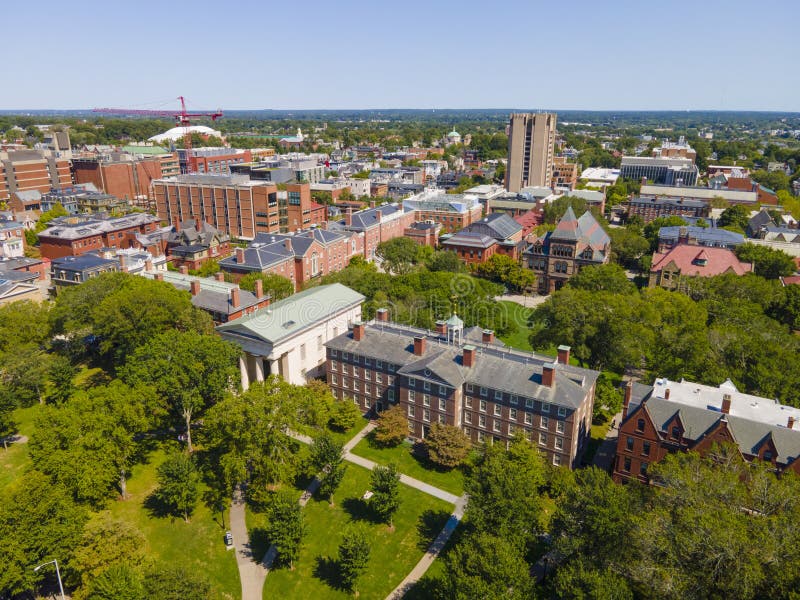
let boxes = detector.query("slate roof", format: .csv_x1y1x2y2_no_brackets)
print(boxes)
142,271,261,315
217,284,365,344
658,226,744,248
528,208,610,261
325,321,598,408
39,213,159,241
219,243,294,271
442,231,495,249
347,204,404,230
651,244,753,277
462,213,522,241
168,219,229,247
747,210,776,236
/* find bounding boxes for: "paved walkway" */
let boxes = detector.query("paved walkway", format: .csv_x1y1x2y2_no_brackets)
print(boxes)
229,486,269,600
494,293,549,309
591,411,622,472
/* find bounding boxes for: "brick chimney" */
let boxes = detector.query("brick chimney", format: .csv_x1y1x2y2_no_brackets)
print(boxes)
284,238,292,253
375,210,382,223
155,273,164,281
345,209,353,226
230,287,240,309
172,216,180,231
235,247,245,264
413,336,426,356
215,272,225,282
254,278,264,299
196,219,203,233
463,345,476,368
119,254,128,272
665,388,671,400
557,345,570,365
190,279,201,296
353,321,365,341
435,320,447,335
622,380,633,419
179,265,188,275
541,363,555,388
482,330,495,344
145,259,153,271
376,307,389,322
722,393,732,414
788,416,795,430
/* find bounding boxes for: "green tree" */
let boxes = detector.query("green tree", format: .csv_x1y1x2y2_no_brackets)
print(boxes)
568,264,635,294
0,386,15,449
142,565,212,600
47,354,78,404
474,254,536,293
373,404,408,447
427,250,466,273
311,434,347,504
370,463,401,527
155,453,200,522
593,374,623,422
553,560,633,600
337,524,371,593
377,237,421,274
735,243,796,280
238,272,294,301
328,397,363,431
0,300,50,355
424,422,471,468
121,330,240,452
86,564,145,600
642,215,688,252
0,345,50,406
608,226,650,268
35,202,69,232
718,204,751,232
441,532,534,600
267,490,305,568
543,195,589,224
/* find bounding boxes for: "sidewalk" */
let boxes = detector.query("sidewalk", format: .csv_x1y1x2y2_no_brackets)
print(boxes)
591,412,622,472
229,486,269,600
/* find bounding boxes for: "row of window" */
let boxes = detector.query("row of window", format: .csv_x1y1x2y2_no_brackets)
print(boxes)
464,409,565,432
330,363,395,385
408,391,446,410
407,405,446,424
329,350,398,373
462,428,565,465
464,394,568,417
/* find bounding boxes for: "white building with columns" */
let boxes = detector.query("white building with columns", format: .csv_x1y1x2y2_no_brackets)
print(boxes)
217,283,364,387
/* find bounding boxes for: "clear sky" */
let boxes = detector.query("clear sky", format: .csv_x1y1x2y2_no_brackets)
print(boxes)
2,0,798,111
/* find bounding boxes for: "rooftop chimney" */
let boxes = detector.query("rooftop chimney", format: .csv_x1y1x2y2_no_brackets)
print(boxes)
557,345,571,365
353,321,365,341
179,265,188,275
665,388,671,400
215,272,225,282
190,279,201,296
230,287,240,309
236,247,245,264
435,320,447,335
482,330,495,344
413,336,426,356
345,209,353,227
376,307,389,322
463,344,476,368
622,380,633,419
370,200,376,209
375,210,382,223
722,393,732,414
196,220,203,233
254,278,264,299
284,238,292,253
155,273,164,282
119,254,128,272
542,362,555,388
145,259,153,271
789,416,795,430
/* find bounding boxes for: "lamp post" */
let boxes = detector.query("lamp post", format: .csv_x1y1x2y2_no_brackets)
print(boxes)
33,559,65,600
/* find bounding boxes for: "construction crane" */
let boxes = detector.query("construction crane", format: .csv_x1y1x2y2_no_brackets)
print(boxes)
93,96,223,173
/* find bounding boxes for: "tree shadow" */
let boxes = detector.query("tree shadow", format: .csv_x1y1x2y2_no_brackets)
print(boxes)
402,574,444,600
341,497,382,524
143,490,174,519
249,527,271,562
416,509,451,552
313,555,347,592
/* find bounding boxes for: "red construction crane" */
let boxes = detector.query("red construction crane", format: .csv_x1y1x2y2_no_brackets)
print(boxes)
93,96,223,173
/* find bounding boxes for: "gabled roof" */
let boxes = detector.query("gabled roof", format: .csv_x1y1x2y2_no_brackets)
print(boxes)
650,244,753,277
461,213,522,241
441,231,496,249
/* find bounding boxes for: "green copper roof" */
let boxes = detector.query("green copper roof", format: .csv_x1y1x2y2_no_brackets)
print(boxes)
446,313,464,327
121,145,172,156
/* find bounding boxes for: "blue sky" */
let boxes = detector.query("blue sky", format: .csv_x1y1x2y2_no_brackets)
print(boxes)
2,0,798,111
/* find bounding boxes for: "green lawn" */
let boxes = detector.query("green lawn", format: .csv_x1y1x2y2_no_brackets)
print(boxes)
350,435,464,497
497,300,534,351
105,449,241,600
261,463,451,600
0,405,40,491
327,417,370,447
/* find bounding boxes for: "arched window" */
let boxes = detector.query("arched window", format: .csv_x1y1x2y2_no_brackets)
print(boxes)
311,252,319,276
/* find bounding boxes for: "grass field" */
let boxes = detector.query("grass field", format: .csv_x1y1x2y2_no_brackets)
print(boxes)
261,463,451,600
497,300,534,351
350,435,465,497
0,405,39,491
105,448,241,599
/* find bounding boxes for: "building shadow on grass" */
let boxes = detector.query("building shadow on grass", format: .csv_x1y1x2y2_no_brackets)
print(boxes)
341,496,383,524
313,555,348,592
416,509,451,551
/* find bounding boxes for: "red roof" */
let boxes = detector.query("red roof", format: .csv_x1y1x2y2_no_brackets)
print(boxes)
651,244,753,277
513,210,542,236
782,276,800,286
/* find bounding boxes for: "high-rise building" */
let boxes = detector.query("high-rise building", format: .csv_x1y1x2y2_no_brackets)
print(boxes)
505,112,557,192
0,150,72,201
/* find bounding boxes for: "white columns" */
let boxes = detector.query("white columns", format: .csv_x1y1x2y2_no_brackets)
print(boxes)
253,355,265,382
269,359,279,378
239,354,250,390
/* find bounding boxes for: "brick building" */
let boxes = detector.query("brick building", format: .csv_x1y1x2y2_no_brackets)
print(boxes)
177,147,251,175
72,152,179,206
325,312,599,468
613,378,800,483
404,221,441,248
38,213,160,259
523,207,611,294
551,156,578,191
166,219,231,270
626,196,710,224
441,213,525,265
0,150,72,202
649,244,753,290
402,190,484,233
329,203,416,261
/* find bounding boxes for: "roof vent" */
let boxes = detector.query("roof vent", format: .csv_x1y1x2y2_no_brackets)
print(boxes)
282,320,295,328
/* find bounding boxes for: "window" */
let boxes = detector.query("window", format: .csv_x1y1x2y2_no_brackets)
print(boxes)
542,402,551,413
330,361,338,371
671,426,681,440
363,398,371,408
525,413,533,425
423,409,430,422
364,357,371,366
423,381,431,391
541,416,549,429
479,400,487,412
364,384,371,396
642,442,651,456
764,451,773,462
375,373,382,383
439,398,446,411
640,462,648,476
494,404,502,416
626,436,634,451
439,385,447,395
342,378,349,389
408,405,415,417
478,431,485,442
388,389,395,402
408,378,416,388
331,374,338,385
353,381,360,392
438,414,445,424
376,359,382,368
494,390,503,400
480,387,488,397
623,457,631,472
510,394,518,405
409,390,415,402
466,383,474,393
465,397,473,409
556,420,565,434
317,335,323,351
508,424,515,434
479,415,486,428
555,437,563,450
636,418,645,432
558,406,567,417
493,419,501,432
510,408,517,420
539,432,548,446
526,398,534,408
331,349,338,358
342,352,349,360
422,394,430,407
465,411,472,424
553,454,562,466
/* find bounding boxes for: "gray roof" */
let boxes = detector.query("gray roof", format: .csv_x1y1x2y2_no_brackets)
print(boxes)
530,208,610,260
51,254,117,270
40,213,159,241
461,213,522,241
219,243,294,271
347,204,403,230
442,231,495,249
217,283,365,344
168,219,229,247
325,322,598,408
659,226,744,247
